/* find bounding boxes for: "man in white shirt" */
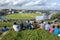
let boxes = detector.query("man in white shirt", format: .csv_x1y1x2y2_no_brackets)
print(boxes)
13,22,20,32
45,22,51,31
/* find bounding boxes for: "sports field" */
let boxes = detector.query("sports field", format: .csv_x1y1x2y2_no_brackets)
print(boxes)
6,13,42,19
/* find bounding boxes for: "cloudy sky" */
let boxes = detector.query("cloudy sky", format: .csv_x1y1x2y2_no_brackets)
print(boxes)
0,0,60,10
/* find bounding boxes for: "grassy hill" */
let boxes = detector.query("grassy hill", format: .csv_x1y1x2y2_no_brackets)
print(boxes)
0,13,60,40
1,29,59,40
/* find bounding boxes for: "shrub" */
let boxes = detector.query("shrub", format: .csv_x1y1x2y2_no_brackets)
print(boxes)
51,13,60,19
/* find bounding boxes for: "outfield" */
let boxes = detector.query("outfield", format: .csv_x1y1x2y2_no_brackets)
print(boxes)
6,13,42,19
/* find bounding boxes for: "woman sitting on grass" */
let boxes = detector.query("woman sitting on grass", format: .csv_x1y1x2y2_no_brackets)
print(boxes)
49,25,55,33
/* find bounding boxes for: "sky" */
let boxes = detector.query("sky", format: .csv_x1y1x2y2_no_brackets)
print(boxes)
0,0,60,10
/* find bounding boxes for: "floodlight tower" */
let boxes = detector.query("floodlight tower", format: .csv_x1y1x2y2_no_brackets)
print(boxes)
9,1,12,14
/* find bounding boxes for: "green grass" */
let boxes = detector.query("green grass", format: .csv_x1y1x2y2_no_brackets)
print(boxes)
1,29,59,40
0,13,42,27
0,22,13,28
6,13,42,19
0,13,60,40
0,21,21,28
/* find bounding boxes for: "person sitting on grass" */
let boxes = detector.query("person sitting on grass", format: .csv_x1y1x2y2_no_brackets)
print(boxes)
13,22,20,32
20,20,26,30
53,25,59,35
31,21,37,29
31,22,34,29
20,22,24,30
40,21,45,29
27,20,31,30
2,26,8,32
45,22,51,31
49,25,55,33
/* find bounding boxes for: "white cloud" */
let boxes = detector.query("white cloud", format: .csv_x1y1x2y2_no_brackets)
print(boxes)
0,0,60,10
51,3,57,6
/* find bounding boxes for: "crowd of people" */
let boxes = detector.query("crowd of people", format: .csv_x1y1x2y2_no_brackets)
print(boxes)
0,20,60,37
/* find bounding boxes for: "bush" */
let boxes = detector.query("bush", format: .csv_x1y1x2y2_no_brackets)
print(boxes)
51,13,60,19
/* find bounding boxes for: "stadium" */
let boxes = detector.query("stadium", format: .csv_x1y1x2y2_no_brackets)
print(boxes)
0,0,60,40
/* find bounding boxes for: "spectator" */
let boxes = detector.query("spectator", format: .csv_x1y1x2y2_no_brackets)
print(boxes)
31,21,37,29
45,22,51,31
27,20,31,30
2,26,8,32
40,21,45,29
13,22,20,32
49,25,55,33
31,22,34,29
53,25,59,35
20,21,25,30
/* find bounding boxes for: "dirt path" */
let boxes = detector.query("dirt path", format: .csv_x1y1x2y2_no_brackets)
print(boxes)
0,32,8,40
0,32,7,40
